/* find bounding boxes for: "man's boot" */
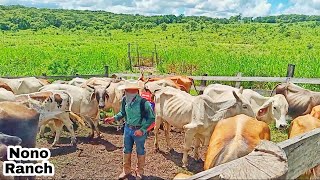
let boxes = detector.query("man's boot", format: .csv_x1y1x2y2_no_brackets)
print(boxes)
118,153,132,180
135,155,145,180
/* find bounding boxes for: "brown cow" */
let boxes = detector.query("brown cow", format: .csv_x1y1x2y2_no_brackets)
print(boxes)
139,73,195,93
0,102,41,180
0,82,14,93
273,82,320,119
288,112,320,180
204,114,270,170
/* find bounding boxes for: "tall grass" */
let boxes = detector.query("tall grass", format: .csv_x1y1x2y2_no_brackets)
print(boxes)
1,22,320,81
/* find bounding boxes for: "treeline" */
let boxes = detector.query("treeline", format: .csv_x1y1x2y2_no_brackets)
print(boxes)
1,5,320,32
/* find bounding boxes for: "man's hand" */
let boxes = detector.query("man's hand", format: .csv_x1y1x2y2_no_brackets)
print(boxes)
134,130,143,137
104,117,115,124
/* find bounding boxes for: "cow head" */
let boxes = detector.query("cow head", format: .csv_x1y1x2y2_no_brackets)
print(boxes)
212,91,255,121
88,83,111,109
256,94,289,129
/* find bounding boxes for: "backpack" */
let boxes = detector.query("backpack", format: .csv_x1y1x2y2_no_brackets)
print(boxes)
121,97,148,125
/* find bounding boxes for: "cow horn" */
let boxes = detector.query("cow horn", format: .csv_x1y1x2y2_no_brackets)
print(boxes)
232,91,242,102
239,86,244,94
87,84,95,89
105,82,111,89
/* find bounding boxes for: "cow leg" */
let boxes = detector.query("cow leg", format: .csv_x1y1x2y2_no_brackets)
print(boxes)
84,116,95,139
163,121,173,152
153,116,163,152
48,121,56,137
51,121,63,147
57,113,77,145
182,129,196,168
194,137,201,161
93,113,102,138
39,124,46,138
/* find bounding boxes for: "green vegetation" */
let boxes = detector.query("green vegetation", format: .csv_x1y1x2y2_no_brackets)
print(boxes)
0,5,320,89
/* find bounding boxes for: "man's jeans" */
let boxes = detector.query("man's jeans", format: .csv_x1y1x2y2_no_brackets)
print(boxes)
123,124,147,155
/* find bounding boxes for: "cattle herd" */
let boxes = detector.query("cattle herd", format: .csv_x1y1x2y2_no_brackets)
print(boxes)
0,75,319,179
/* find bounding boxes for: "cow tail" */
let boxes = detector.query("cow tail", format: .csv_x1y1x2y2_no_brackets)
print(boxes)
69,112,86,127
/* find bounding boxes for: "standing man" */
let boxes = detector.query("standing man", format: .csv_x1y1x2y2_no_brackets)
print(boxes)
104,79,155,180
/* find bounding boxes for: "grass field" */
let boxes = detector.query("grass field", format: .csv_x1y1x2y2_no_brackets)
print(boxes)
1,22,320,80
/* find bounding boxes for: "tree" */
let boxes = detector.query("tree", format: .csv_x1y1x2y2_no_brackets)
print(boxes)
122,23,132,32
160,23,167,31
188,20,198,31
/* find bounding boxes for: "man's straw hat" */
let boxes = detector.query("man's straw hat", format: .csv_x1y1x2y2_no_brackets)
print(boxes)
118,79,144,90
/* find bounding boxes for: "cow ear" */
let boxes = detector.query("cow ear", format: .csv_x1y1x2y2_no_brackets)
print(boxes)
257,100,273,117
232,91,242,103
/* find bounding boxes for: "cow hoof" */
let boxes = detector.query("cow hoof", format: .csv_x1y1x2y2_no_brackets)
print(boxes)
50,144,57,148
71,138,77,146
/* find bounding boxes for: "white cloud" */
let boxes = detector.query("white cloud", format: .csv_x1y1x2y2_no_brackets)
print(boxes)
282,0,320,15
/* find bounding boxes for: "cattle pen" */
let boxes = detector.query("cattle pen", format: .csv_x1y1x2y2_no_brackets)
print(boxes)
1,63,320,179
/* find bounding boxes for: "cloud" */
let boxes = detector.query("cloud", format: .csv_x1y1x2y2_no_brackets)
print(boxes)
4,0,320,18
282,0,320,15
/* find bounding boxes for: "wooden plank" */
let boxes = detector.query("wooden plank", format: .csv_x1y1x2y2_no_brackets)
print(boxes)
277,127,320,179
2,72,320,85
0,74,108,79
187,128,320,179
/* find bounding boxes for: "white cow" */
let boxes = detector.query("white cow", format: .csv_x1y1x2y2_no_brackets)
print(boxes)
0,77,46,94
204,84,289,129
39,84,102,138
81,78,125,130
151,86,255,167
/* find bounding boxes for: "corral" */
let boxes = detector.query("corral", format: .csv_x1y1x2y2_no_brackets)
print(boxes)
1,64,320,180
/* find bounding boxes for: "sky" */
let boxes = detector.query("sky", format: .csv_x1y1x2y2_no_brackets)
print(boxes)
1,0,320,18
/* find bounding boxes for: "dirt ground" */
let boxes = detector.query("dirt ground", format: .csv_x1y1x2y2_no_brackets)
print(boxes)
35,123,206,180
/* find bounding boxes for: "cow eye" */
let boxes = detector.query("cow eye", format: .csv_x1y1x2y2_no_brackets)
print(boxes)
273,107,277,110
242,105,248,109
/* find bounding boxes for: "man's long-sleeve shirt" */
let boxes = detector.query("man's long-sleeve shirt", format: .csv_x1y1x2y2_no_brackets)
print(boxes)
114,94,155,134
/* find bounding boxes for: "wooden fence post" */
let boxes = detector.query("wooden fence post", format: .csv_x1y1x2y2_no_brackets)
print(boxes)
235,72,242,88
104,65,109,77
154,44,158,65
286,64,295,82
128,43,132,71
136,44,140,66
199,74,208,95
